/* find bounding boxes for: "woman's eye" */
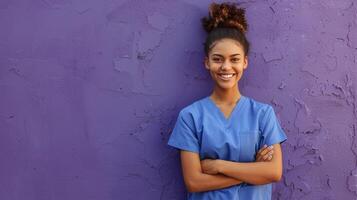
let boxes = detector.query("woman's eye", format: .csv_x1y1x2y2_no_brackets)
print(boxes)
231,58,240,62
213,58,222,62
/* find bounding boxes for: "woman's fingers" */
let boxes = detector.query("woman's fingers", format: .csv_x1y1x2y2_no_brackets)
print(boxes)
256,145,268,159
257,144,267,155
256,145,274,161
262,149,274,161
255,145,267,161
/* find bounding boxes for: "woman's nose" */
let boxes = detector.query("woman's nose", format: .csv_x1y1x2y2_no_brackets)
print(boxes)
220,61,230,70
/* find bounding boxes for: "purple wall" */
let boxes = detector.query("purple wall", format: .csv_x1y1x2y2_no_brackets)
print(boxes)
1,0,357,199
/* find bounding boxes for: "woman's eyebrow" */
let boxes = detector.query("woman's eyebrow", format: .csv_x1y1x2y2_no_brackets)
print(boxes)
212,54,223,57
230,54,241,57
211,53,241,57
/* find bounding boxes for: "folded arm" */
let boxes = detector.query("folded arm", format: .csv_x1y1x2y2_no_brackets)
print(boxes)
180,150,243,193
213,143,283,185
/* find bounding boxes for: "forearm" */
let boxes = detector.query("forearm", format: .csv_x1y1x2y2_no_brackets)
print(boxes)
187,173,242,193
217,160,282,185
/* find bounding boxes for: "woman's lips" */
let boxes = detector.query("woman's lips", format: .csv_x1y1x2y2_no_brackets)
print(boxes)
217,73,236,81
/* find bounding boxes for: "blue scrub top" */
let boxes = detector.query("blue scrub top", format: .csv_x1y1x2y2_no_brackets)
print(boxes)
167,95,287,200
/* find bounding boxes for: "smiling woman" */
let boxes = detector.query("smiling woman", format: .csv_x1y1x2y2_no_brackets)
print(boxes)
204,38,247,91
167,2,287,200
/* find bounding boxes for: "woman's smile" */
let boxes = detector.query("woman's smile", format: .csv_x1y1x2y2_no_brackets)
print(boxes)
204,38,248,90
217,73,236,81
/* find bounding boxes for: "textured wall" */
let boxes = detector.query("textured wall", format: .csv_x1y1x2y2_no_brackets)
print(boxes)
0,0,356,199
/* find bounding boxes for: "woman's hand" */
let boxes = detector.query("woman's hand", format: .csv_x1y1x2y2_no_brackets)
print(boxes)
201,144,274,175
255,145,274,162
201,159,220,175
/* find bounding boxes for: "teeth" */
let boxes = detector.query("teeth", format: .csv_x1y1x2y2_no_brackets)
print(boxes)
222,74,233,78
219,74,234,78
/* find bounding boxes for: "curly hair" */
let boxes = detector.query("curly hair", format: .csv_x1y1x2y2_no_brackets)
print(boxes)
201,2,250,56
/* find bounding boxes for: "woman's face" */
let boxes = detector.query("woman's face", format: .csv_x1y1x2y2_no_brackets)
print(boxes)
204,38,248,90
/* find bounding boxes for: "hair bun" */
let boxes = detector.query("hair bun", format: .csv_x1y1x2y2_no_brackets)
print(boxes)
201,2,248,33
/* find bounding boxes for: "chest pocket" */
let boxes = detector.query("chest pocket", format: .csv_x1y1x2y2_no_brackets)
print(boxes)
239,130,261,162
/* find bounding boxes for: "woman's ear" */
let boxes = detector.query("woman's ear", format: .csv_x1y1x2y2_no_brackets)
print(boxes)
243,56,248,70
204,56,210,70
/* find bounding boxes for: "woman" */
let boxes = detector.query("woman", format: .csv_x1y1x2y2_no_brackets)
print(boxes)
167,2,287,200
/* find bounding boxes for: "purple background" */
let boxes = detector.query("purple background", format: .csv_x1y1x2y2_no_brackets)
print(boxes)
1,0,357,199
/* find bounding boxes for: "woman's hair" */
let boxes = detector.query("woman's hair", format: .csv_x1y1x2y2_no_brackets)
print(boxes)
201,2,250,56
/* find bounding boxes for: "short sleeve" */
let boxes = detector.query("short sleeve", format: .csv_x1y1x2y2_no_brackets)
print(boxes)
167,110,199,153
260,105,287,146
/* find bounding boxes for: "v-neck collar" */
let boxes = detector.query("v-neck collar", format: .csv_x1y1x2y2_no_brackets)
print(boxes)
206,95,246,124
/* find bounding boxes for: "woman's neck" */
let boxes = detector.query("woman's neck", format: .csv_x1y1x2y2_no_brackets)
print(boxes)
210,84,241,105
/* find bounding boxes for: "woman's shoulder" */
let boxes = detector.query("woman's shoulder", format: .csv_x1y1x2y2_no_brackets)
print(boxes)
243,95,272,113
177,96,208,119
